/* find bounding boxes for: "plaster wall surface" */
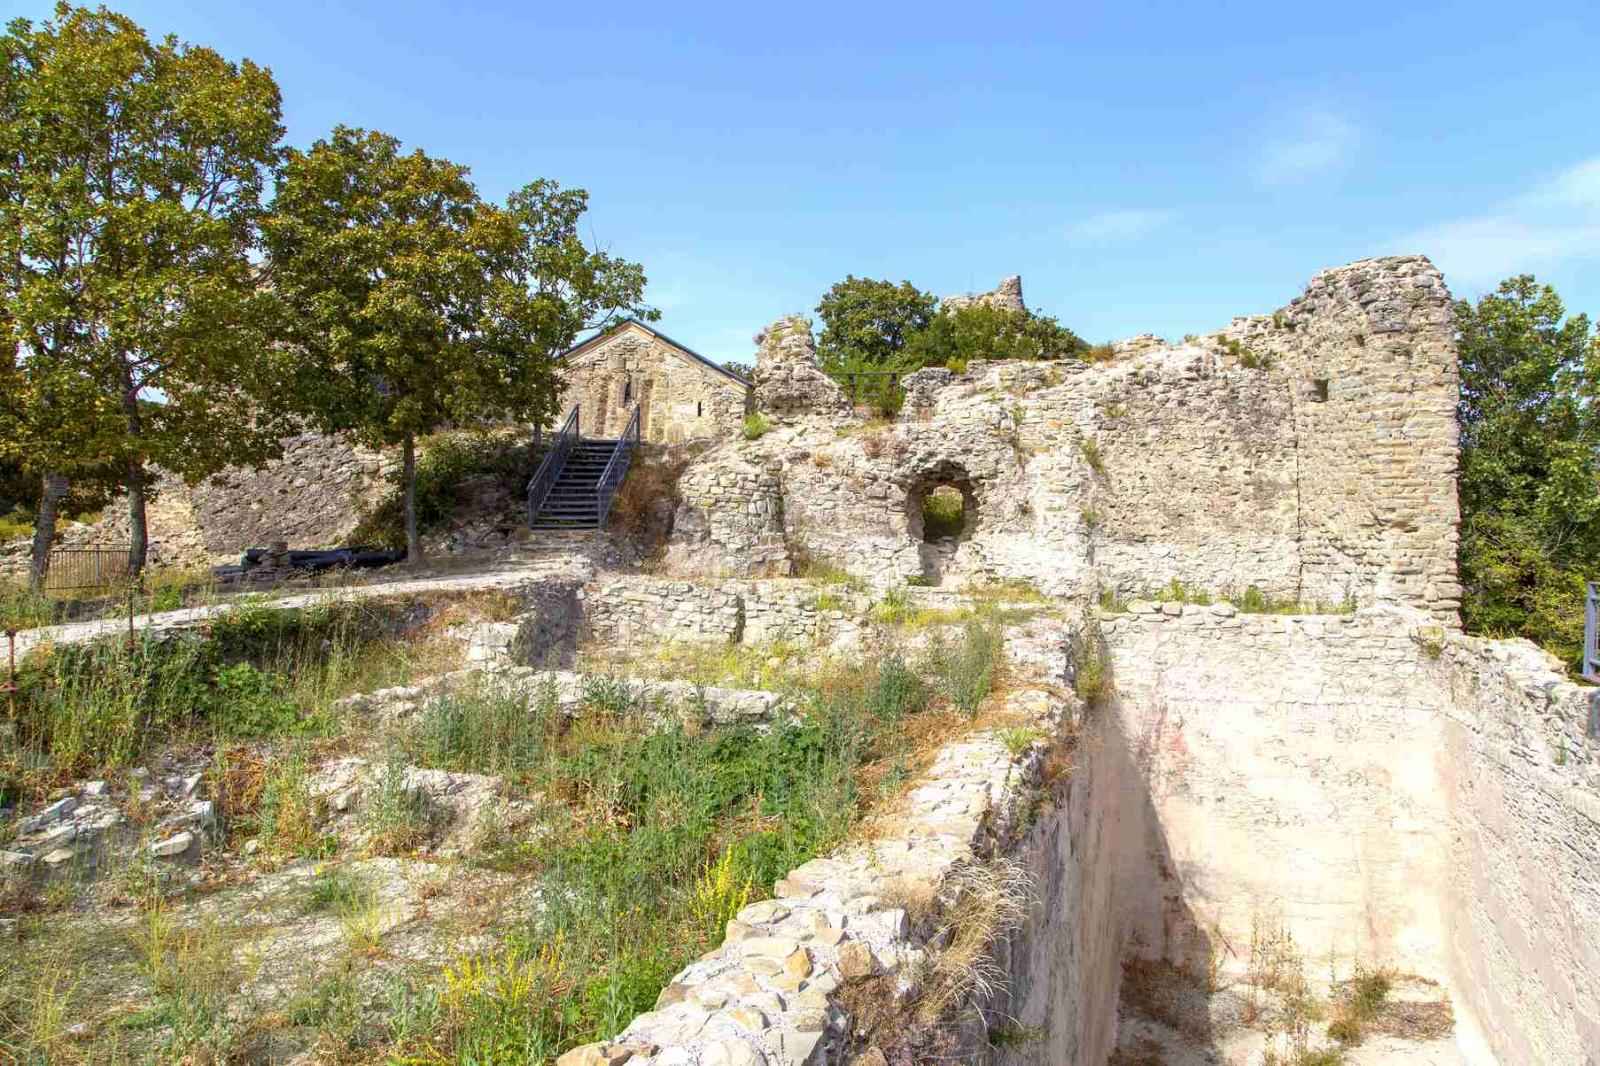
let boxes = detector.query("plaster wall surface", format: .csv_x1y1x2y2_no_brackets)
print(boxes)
1100,604,1600,1065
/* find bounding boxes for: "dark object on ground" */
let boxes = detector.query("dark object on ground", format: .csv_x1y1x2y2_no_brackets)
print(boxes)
239,546,406,573
212,547,408,588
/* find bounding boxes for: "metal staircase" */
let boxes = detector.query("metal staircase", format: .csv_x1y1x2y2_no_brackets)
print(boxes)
526,405,641,531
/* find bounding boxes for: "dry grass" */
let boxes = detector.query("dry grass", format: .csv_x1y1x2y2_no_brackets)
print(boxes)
1119,956,1214,1038
915,859,1033,1022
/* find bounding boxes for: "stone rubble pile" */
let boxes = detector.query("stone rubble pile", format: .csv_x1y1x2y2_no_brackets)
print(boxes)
750,316,853,420
1,765,216,874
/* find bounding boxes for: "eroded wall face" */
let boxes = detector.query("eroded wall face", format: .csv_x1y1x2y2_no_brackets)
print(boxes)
1099,606,1453,976
559,329,748,444
668,256,1462,620
1098,605,1600,1064
1224,255,1462,617
1435,639,1600,1065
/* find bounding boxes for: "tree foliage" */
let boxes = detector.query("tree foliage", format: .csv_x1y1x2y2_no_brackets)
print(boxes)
0,3,288,574
903,303,1086,371
813,274,1085,378
264,127,653,559
1457,275,1600,668
815,276,937,375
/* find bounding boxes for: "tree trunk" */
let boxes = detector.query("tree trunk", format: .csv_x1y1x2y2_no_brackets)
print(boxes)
121,375,148,577
402,432,422,563
127,460,148,576
28,471,68,592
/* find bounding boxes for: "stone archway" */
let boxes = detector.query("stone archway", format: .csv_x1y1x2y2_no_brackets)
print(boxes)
906,461,979,583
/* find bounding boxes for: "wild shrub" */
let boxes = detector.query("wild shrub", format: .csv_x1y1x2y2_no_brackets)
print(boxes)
258,751,325,859
917,859,1032,1022
306,866,368,912
1326,964,1393,1045
923,619,1003,715
1071,620,1110,708
132,907,249,1061
406,679,553,779
742,413,771,440
689,847,754,940
361,751,435,857
1079,437,1106,475
1097,587,1129,613
350,430,537,549
211,662,302,737
865,654,927,722
381,642,941,1060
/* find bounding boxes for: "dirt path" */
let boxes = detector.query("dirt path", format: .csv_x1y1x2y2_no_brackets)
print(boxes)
11,549,597,659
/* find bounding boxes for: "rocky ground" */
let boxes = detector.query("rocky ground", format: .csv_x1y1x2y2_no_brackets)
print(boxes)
1,569,1058,1065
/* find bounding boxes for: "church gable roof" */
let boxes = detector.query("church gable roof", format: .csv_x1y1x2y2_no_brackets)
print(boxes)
558,319,750,387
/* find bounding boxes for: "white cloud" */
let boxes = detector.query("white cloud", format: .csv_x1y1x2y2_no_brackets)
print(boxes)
1397,156,1600,287
1065,208,1175,242
1256,111,1359,186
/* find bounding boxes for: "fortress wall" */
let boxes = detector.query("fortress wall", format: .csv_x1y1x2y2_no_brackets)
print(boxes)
581,577,867,650
1098,604,1454,977
960,351,1303,603
669,256,1462,620
1226,255,1462,620
1435,634,1600,1065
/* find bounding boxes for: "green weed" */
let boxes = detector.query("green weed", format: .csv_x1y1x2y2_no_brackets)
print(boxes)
742,412,771,440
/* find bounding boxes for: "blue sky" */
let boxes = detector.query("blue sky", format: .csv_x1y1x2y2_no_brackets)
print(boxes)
18,0,1600,363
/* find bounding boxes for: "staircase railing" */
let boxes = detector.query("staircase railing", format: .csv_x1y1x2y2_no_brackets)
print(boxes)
526,405,579,526
595,406,641,528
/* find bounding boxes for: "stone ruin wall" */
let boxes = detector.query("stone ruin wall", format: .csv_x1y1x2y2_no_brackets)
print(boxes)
0,432,392,578
660,255,1461,622
1096,603,1600,1064
1221,255,1462,618
559,324,750,444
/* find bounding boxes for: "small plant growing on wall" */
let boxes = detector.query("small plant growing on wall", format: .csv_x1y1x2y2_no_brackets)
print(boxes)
1079,437,1106,476
742,412,771,440
1070,619,1111,709
1218,335,1272,370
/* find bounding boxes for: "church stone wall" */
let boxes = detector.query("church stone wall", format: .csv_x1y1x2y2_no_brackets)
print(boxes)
558,324,749,444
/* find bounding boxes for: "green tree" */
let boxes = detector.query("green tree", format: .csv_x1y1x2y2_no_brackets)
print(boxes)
1456,275,1600,667
815,276,938,375
0,4,288,579
264,128,653,561
903,303,1086,371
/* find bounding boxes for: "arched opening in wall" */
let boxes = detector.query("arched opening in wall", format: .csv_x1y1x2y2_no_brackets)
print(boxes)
922,486,965,541
906,463,978,583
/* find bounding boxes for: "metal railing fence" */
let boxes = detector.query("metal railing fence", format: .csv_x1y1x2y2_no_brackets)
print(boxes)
43,548,135,592
526,405,579,526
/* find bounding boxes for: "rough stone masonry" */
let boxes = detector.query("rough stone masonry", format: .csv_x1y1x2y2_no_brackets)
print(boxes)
662,255,1461,622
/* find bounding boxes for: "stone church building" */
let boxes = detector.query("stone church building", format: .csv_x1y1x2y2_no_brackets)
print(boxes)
555,320,750,443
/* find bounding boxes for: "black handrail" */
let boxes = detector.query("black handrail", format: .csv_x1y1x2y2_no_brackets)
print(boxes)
595,406,641,528
526,405,579,526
